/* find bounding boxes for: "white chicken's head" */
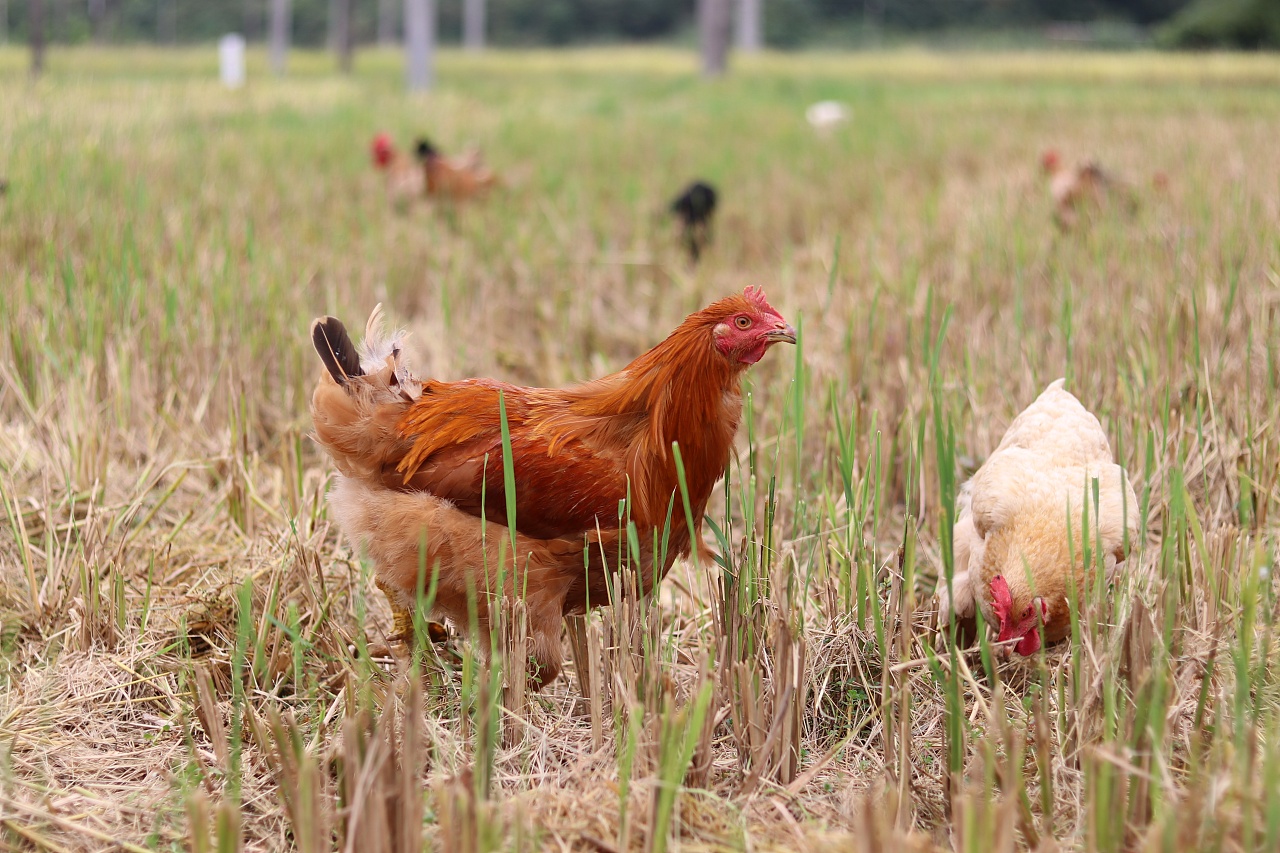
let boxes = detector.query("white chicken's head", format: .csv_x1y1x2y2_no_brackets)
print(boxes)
990,574,1046,657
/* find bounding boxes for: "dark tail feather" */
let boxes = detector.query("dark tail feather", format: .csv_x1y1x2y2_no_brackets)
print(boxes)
312,317,362,385
414,138,438,160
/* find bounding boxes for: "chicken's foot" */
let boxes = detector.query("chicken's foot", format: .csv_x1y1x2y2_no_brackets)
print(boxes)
376,578,449,645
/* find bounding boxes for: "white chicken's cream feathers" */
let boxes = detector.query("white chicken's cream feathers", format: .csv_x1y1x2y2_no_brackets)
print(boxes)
967,448,1136,544
990,378,1113,464
939,380,1140,649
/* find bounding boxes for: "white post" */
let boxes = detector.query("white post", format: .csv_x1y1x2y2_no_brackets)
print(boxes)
219,33,246,88
269,0,290,74
736,0,761,52
405,0,434,91
463,0,484,51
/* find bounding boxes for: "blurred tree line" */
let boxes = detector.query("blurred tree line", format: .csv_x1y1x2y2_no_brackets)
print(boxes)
4,0,1274,48
1158,0,1280,46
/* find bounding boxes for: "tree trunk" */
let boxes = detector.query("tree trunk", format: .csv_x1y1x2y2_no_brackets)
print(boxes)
463,0,484,51
269,0,290,74
377,0,397,44
404,0,434,91
157,0,176,43
29,0,44,75
863,0,883,46
1,0,10,45
243,0,262,41
334,0,353,72
736,0,761,52
699,0,731,78
88,0,106,42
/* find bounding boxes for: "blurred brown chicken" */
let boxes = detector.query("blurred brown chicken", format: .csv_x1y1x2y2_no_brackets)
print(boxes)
310,289,795,688
416,137,499,200
1041,149,1137,230
371,133,425,208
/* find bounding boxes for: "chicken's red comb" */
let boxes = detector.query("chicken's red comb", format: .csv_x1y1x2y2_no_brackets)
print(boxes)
743,286,771,311
1040,149,1060,170
990,574,1013,622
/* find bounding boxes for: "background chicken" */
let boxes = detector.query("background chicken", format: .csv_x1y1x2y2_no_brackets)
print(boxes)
805,100,850,133
370,132,425,208
310,288,795,686
670,180,718,264
936,379,1140,657
416,137,499,200
1041,149,1137,230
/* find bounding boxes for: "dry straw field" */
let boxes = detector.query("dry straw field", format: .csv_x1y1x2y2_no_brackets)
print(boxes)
2,45,1280,852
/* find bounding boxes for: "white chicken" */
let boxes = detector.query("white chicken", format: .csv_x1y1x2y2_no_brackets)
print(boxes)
806,100,850,133
936,379,1140,656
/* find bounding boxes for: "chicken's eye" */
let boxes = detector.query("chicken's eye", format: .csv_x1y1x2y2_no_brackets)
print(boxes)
735,316,752,330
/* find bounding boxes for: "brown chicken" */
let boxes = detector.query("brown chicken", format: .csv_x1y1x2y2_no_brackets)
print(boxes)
935,380,1140,658
416,138,499,200
1041,149,1137,230
371,133,425,208
310,289,796,686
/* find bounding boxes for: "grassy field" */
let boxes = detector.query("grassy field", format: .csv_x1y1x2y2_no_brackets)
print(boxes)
2,44,1280,851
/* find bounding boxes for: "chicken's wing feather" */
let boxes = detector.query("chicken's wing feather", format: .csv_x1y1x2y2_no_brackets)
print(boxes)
393,381,632,539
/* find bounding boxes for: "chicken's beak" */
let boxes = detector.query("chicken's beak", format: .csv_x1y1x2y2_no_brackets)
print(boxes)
765,323,798,345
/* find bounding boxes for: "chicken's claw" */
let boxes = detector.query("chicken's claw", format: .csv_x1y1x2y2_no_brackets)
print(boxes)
376,578,449,645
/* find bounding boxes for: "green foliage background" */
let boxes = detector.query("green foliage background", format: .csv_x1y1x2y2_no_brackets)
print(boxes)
1159,0,1280,47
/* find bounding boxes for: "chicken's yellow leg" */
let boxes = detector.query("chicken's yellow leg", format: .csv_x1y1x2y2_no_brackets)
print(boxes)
375,578,415,644
376,579,449,645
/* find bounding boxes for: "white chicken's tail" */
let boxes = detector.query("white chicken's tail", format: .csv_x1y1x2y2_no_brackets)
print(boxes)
309,307,421,484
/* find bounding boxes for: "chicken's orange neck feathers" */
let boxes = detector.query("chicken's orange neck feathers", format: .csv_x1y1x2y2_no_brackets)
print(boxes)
569,304,747,537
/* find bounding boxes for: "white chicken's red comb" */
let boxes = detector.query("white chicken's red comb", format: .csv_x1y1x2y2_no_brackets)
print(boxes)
990,574,1013,622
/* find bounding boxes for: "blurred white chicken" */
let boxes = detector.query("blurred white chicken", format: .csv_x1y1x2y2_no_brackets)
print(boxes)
936,379,1140,656
806,100,850,133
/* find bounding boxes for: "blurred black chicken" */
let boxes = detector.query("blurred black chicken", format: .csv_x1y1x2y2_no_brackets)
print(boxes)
670,180,718,264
